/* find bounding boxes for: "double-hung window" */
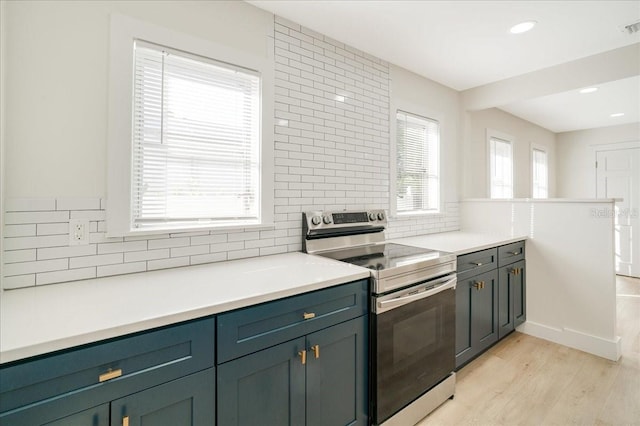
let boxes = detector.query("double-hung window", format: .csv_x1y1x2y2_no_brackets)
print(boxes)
489,136,513,199
107,14,273,236
395,111,440,214
532,147,548,198
131,41,260,230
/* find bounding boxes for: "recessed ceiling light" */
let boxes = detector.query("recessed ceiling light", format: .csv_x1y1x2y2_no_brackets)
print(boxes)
510,21,537,34
610,112,625,118
579,87,598,94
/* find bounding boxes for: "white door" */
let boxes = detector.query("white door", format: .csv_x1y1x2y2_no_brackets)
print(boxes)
596,147,640,278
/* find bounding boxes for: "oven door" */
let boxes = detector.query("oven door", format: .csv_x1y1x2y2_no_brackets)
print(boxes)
372,274,456,424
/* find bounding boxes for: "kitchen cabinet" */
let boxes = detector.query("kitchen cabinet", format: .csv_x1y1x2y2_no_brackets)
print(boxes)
455,241,526,369
0,317,215,426
217,279,369,426
455,247,499,368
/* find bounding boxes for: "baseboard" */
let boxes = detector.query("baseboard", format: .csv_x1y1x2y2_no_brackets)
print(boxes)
518,321,621,361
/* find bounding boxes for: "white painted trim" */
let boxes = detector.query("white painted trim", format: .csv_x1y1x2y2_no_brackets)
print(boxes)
389,99,445,218
589,140,640,198
518,321,621,361
107,14,274,237
486,128,515,199
461,198,617,204
0,0,6,292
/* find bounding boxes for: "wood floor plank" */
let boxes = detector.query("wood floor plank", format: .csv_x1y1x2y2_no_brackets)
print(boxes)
416,276,640,426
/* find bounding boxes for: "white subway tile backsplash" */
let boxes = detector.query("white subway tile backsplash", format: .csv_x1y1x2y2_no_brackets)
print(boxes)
5,198,56,212
147,256,190,271
37,267,96,286
124,249,170,263
3,274,36,289
37,223,69,236
5,211,69,225
3,249,37,264
97,262,146,278
4,224,37,237
4,234,69,250
2,16,457,289
69,253,123,269
4,258,69,276
37,245,97,260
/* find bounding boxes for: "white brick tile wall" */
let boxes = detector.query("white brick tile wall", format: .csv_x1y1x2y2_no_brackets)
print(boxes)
2,16,457,289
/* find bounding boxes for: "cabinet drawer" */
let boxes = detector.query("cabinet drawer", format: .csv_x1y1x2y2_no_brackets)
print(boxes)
0,316,215,415
217,279,368,364
498,241,525,266
456,248,497,280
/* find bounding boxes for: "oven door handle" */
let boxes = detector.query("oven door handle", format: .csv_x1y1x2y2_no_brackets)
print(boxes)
376,276,456,313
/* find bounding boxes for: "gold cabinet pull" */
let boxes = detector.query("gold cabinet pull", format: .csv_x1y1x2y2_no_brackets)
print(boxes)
99,368,122,383
311,344,320,359
471,262,483,266
303,312,316,320
473,281,485,290
299,350,307,365
122,416,130,426
510,251,520,255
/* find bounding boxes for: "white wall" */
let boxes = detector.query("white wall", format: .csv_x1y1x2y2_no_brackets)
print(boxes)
461,199,620,361
462,108,556,199
556,122,640,198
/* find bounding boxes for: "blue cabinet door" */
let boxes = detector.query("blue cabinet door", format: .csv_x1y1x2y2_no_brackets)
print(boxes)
514,261,526,328
456,270,498,368
217,338,306,426
498,261,526,339
306,316,368,426
110,368,215,426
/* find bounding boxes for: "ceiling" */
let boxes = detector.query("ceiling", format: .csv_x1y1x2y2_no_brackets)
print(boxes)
248,0,640,133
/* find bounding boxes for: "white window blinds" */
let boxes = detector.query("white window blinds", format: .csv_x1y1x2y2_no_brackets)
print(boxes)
132,41,261,230
396,111,440,213
532,148,548,198
489,137,513,199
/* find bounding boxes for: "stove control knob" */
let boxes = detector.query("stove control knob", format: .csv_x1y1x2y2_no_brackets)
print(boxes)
311,216,322,226
323,215,332,224
368,212,377,221
377,212,385,221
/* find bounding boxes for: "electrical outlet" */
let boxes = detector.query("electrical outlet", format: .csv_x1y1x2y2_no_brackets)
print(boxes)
69,219,90,246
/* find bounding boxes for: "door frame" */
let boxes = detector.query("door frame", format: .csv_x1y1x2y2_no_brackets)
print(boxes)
590,140,640,198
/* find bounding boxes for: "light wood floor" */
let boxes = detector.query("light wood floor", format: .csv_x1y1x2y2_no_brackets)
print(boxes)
418,275,640,426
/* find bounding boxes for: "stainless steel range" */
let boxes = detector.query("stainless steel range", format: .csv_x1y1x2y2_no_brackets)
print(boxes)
302,209,457,426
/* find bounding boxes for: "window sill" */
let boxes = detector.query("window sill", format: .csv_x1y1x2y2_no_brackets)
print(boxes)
393,210,444,219
107,222,275,238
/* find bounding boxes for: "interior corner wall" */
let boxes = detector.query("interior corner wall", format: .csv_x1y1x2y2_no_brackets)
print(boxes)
556,122,640,198
462,108,557,199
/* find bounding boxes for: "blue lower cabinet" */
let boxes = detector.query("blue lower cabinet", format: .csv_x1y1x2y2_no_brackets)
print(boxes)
111,368,215,426
217,316,368,426
306,317,368,426
217,337,306,425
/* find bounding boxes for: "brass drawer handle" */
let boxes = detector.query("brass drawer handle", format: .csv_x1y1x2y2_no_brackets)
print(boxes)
510,251,521,255
123,416,130,426
473,281,485,290
311,344,320,359
303,312,316,320
99,368,122,383
471,262,483,266
299,350,307,365
511,268,521,275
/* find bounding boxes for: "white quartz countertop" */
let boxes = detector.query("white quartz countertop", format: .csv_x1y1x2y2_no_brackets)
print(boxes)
392,231,528,255
0,252,370,364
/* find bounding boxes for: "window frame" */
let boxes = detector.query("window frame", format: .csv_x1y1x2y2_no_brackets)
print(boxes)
531,144,549,199
486,129,514,199
107,15,273,236
390,107,442,217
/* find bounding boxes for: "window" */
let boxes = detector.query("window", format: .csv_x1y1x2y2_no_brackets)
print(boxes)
395,111,440,213
107,15,273,236
489,136,513,199
532,147,548,198
132,41,260,230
